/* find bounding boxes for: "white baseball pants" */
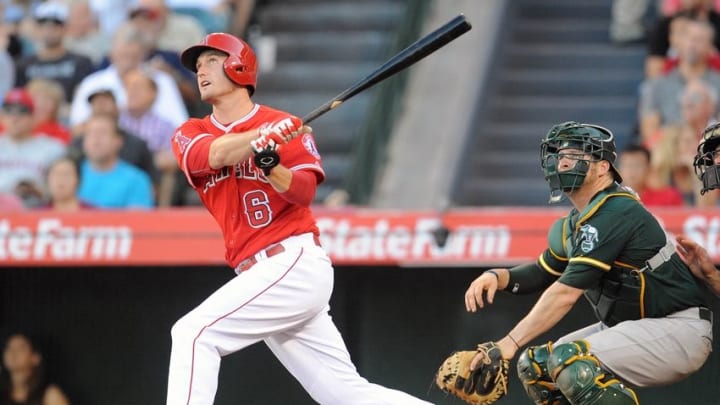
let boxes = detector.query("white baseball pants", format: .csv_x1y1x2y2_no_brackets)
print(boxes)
166,233,433,405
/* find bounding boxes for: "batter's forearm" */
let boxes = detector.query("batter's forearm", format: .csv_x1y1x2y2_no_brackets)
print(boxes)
266,165,293,192
209,130,258,169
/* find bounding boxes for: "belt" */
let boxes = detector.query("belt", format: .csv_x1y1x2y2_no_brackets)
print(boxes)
700,307,713,324
235,234,322,273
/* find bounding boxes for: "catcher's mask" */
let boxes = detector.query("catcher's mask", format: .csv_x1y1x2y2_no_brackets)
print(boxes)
694,122,720,194
540,121,622,203
181,33,258,96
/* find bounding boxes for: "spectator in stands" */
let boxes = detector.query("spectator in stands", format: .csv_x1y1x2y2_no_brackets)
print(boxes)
128,0,205,53
120,5,199,112
619,143,685,206
610,0,653,44
69,24,188,130
679,77,719,132
14,2,93,104
653,13,694,76
78,113,154,209
639,19,720,143
646,0,720,78
42,156,93,211
85,0,133,38
26,78,71,145
0,332,71,405
647,78,719,149
69,88,159,186
63,0,110,66
0,34,14,101
228,0,257,38
119,68,177,206
166,0,238,33
0,192,24,210
2,1,34,60
652,124,717,205
0,88,65,207
663,0,720,15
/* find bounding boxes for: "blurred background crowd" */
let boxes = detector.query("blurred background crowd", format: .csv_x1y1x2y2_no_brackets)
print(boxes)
618,0,720,208
0,0,719,211
0,0,256,211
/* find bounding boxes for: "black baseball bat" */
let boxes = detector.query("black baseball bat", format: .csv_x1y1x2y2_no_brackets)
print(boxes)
301,14,472,124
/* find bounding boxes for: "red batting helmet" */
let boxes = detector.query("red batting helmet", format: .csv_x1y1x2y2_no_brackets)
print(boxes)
181,33,258,95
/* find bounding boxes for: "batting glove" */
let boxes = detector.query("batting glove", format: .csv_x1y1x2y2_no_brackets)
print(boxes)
250,134,278,154
258,116,304,144
250,136,280,176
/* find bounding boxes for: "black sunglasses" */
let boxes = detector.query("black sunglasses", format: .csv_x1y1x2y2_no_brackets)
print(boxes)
36,17,65,26
2,104,32,115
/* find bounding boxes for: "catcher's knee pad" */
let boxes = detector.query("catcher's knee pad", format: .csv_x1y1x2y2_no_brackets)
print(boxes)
517,343,570,405
547,340,639,405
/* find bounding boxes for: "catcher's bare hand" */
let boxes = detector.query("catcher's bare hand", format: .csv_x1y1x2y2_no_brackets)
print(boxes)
465,269,504,312
676,234,720,296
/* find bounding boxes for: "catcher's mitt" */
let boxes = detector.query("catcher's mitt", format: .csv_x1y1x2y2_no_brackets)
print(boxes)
435,341,510,405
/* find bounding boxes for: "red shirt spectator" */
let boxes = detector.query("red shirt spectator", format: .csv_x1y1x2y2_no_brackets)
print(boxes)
639,187,685,206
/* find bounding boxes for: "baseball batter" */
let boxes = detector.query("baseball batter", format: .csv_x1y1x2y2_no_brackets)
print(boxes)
166,32,433,405
464,122,713,404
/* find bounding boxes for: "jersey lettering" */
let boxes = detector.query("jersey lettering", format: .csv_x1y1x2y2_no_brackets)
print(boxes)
172,106,324,267
203,166,233,193
244,190,272,228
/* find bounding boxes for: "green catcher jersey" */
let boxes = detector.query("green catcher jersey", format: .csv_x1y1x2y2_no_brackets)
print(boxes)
539,184,706,321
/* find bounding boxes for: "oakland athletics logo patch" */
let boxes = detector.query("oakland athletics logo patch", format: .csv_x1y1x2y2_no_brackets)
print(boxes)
579,224,599,253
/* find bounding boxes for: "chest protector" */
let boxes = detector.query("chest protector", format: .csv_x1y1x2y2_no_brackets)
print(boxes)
562,191,649,326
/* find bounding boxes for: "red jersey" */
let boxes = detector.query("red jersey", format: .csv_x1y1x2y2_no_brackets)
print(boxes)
172,104,325,268
639,187,685,207
34,121,72,145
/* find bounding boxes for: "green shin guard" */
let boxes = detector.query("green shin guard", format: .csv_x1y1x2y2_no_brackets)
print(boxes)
517,343,571,405
547,341,639,405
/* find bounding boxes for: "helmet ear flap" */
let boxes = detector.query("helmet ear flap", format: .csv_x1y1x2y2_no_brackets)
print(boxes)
223,55,243,82
224,54,255,95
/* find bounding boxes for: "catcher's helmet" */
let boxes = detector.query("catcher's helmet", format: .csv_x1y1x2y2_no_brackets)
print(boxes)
694,122,720,194
181,33,258,95
540,121,623,203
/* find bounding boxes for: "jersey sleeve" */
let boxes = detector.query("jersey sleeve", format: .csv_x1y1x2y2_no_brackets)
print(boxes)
171,119,218,188
280,132,325,183
558,207,634,290
538,216,569,277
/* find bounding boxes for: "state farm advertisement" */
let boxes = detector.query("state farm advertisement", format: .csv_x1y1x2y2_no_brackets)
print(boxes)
1,207,720,267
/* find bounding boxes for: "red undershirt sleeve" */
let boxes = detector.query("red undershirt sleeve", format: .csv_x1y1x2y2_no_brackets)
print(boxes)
279,170,318,207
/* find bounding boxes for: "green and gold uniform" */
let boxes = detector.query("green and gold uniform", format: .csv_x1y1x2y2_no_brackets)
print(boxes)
510,184,713,392
515,122,713,404
540,184,706,325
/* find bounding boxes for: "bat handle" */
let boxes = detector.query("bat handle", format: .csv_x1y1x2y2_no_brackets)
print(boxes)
302,100,343,124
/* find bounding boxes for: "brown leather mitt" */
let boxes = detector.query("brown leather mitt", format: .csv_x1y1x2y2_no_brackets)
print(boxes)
435,341,510,405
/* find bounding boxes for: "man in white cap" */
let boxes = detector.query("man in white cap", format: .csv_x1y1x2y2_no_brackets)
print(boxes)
14,1,94,103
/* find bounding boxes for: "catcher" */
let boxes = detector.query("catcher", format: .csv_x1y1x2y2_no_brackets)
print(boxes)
437,122,713,405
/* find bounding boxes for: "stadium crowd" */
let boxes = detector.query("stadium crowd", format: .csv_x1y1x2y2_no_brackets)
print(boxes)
0,0,256,211
2,0,720,211
613,0,720,207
